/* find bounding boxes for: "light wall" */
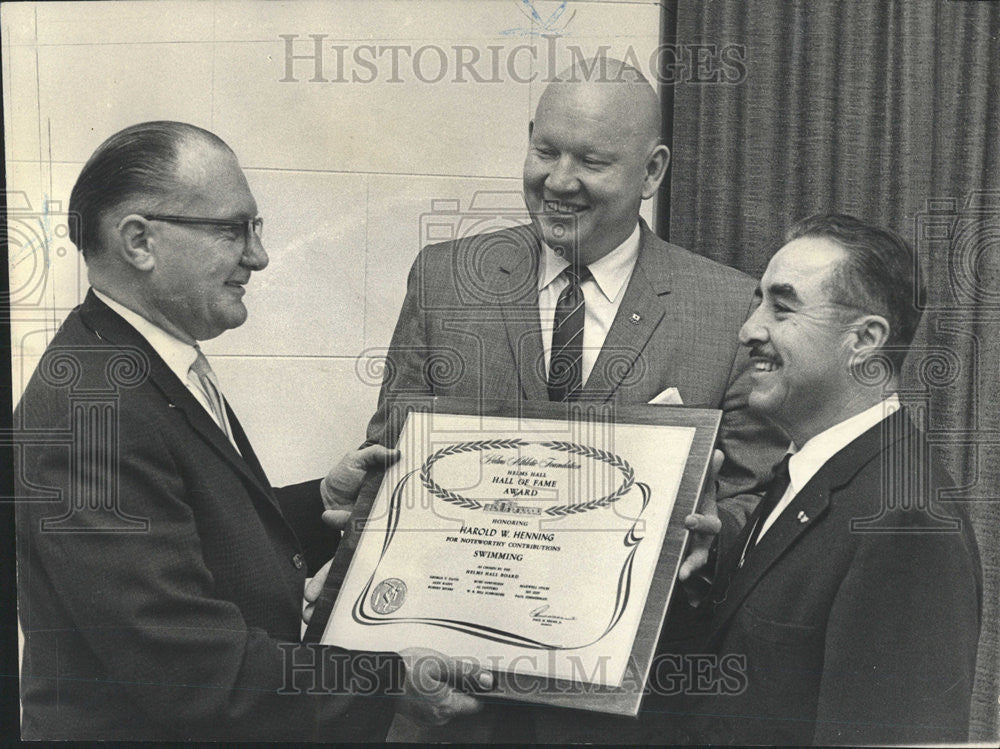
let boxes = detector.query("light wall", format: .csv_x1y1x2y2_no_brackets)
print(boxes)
4,0,661,484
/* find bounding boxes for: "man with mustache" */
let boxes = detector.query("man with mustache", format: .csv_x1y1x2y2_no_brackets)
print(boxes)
14,121,489,741
667,214,982,745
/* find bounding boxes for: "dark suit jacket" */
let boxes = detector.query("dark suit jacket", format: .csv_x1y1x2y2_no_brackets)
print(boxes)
366,220,786,526
15,291,400,741
668,408,982,745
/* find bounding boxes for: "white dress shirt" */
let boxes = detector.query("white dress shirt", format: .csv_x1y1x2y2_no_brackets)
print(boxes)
537,223,641,387
756,394,901,542
93,289,239,450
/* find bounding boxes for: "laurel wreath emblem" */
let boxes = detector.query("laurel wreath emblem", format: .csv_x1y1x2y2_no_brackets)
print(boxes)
418,439,635,516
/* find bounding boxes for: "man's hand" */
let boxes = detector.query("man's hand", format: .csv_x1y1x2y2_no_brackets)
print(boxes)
678,449,724,591
302,558,332,626
321,445,401,531
397,648,493,726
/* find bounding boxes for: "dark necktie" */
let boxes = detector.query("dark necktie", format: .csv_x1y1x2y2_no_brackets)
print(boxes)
548,265,591,402
738,454,792,569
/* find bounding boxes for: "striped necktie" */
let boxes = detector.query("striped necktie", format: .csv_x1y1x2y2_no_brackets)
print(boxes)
548,265,591,402
189,347,232,440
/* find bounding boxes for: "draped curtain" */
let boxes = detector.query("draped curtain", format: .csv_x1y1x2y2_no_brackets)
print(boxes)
660,0,1000,740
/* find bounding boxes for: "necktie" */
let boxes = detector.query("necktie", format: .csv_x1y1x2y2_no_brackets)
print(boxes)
548,265,591,402
738,454,792,568
190,347,232,440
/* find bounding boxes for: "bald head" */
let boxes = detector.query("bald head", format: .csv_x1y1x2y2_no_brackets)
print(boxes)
523,58,669,265
536,58,662,152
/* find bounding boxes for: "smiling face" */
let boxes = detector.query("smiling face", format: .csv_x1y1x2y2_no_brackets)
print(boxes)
522,77,668,266
739,237,863,444
142,140,268,342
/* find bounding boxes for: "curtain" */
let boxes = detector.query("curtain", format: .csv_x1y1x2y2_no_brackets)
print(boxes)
664,0,1000,740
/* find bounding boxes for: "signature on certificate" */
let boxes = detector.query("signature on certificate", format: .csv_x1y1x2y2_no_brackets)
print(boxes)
530,603,577,622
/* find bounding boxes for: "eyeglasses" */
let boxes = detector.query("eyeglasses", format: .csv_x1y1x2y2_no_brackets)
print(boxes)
142,214,264,245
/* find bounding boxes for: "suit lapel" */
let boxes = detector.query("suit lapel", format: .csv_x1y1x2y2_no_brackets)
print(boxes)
708,483,832,639
494,225,549,401
225,401,274,491
78,291,280,511
708,409,913,642
584,220,671,401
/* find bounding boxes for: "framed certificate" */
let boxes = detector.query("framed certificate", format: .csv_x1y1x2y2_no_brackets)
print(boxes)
305,397,720,716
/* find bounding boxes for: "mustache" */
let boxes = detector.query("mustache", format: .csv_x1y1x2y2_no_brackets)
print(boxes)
749,345,780,362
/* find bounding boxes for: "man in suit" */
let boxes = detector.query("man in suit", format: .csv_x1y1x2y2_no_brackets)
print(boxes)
14,121,488,740
668,214,982,744
367,58,785,742
368,57,785,531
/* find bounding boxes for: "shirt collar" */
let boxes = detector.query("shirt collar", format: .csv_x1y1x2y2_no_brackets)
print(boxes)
787,394,901,495
92,288,200,385
538,222,641,304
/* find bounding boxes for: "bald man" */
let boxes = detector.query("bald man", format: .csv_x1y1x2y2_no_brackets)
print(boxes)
369,58,782,522
365,60,786,740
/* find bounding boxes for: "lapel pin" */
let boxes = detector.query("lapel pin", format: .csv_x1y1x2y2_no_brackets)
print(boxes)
797,510,809,524
629,312,641,324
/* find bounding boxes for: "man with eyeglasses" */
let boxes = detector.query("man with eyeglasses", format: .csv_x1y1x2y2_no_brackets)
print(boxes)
14,121,489,741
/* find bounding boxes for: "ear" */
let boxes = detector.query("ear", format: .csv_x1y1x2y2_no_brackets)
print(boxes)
527,120,534,140
114,214,157,272
849,314,891,359
641,144,671,199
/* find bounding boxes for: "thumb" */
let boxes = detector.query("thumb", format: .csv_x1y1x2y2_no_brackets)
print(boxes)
709,448,724,482
305,559,332,603
447,657,494,691
350,445,401,473
322,508,352,530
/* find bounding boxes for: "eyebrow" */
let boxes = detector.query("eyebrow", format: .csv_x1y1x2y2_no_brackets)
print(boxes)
531,133,616,160
764,282,802,305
